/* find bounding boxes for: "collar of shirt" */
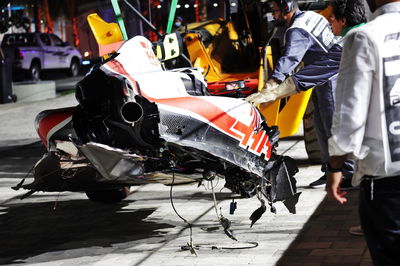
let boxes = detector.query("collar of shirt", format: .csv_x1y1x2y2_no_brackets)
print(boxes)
341,23,366,37
372,2,400,20
289,10,304,27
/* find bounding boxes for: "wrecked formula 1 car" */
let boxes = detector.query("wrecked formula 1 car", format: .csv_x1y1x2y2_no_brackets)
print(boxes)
14,32,300,227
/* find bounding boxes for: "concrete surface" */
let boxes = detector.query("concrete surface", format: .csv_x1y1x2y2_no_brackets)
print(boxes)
0,92,77,148
0,93,373,266
13,81,56,103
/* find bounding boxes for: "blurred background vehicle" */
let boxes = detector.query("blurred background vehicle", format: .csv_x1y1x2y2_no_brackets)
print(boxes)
1,32,82,80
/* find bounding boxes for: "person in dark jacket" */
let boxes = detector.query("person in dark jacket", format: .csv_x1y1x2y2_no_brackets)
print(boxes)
246,0,339,104
308,0,366,189
246,0,365,189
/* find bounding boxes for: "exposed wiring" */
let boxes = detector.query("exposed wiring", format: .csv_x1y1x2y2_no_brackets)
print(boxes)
11,164,34,190
53,182,66,211
210,179,237,241
204,176,219,191
12,154,88,200
206,179,261,249
169,175,258,253
210,180,220,218
170,171,197,256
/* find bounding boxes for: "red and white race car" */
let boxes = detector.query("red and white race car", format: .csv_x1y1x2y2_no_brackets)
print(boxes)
15,33,300,229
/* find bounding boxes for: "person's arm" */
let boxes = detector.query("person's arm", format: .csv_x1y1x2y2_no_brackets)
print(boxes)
292,43,342,91
326,155,348,204
326,31,376,203
271,28,312,82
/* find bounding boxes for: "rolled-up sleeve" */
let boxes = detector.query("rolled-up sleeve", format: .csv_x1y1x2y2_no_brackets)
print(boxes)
328,31,376,158
271,28,312,82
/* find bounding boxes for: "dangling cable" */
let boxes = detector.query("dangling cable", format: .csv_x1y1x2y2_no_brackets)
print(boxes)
11,165,34,191
211,180,219,216
169,171,197,255
210,179,237,241
205,179,260,249
249,192,267,227
53,179,68,211
12,164,37,200
169,177,259,251
53,191,62,210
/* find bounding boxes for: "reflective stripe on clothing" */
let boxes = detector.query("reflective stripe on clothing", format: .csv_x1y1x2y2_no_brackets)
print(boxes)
359,176,400,265
271,10,337,82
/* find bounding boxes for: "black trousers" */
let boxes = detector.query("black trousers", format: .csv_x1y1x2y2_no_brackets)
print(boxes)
359,176,400,266
312,80,354,177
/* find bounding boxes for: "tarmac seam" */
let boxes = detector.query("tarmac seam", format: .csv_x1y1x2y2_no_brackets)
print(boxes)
280,140,301,155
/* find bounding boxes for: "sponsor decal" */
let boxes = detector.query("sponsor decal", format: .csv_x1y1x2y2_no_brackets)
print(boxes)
140,41,160,66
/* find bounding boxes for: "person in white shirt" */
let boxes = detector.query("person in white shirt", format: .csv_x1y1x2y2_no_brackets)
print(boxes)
326,0,400,264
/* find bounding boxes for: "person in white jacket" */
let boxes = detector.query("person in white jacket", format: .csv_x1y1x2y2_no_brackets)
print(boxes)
326,0,400,264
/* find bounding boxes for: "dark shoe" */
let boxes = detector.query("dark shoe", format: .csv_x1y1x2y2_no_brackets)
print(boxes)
309,175,326,188
348,225,364,236
340,176,355,190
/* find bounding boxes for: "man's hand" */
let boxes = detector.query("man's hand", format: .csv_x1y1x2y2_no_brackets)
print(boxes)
245,77,298,107
245,80,279,106
264,79,280,90
245,90,276,106
325,155,349,204
245,91,262,104
326,171,347,204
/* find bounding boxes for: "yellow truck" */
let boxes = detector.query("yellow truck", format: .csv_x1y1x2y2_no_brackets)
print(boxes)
180,1,333,162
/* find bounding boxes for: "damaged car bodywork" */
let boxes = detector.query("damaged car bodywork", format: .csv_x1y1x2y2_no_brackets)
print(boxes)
15,31,300,226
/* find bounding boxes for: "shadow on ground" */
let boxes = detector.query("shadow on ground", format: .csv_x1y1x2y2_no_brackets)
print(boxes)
276,190,373,265
0,199,173,264
0,142,176,264
0,142,45,177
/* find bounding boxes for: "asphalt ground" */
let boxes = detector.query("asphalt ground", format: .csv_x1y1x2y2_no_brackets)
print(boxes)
0,92,373,265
